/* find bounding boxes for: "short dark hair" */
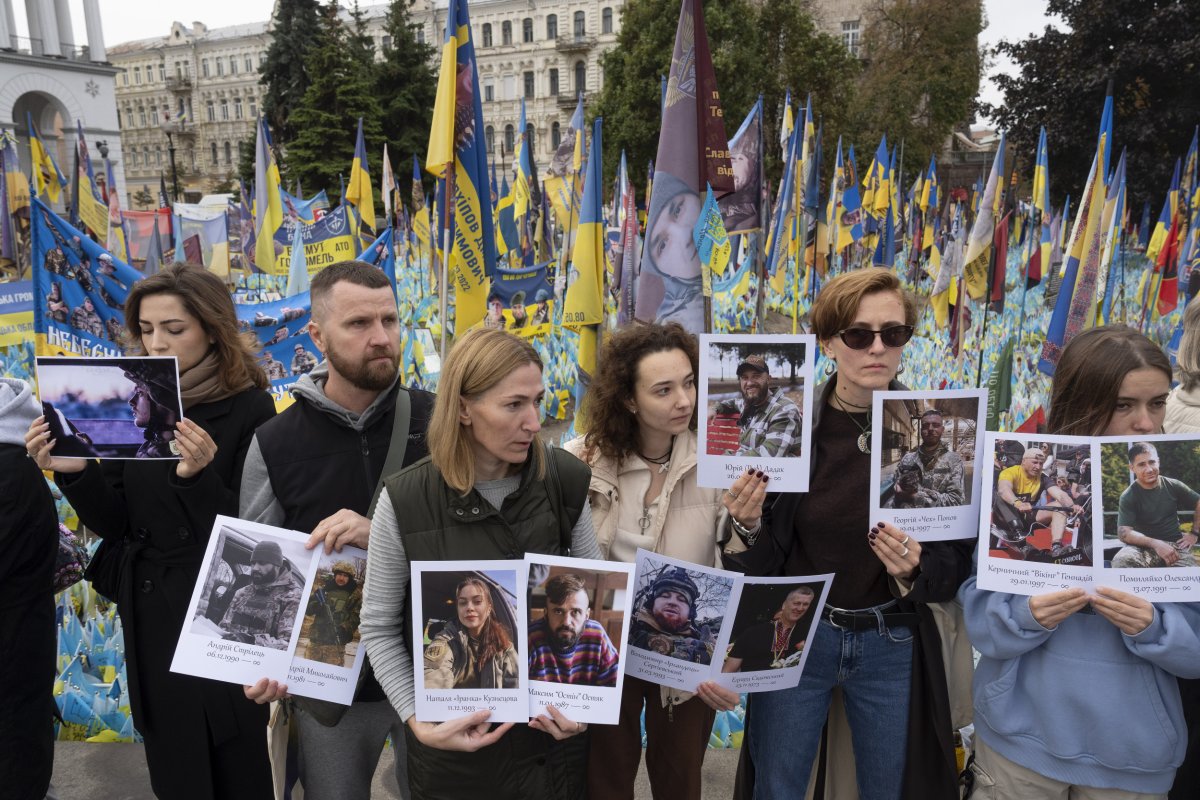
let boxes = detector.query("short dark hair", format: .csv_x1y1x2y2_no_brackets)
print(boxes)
1128,442,1158,463
545,574,589,607
310,260,391,319
920,409,944,421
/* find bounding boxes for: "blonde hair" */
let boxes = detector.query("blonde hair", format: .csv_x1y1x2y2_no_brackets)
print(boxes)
1176,300,1200,391
428,328,545,494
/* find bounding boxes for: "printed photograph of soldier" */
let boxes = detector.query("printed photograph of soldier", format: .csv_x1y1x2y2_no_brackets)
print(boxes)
69,296,105,338
721,581,824,673
298,554,365,668
191,525,309,652
527,568,625,687
706,341,806,459
35,357,183,459
261,351,288,381
483,293,506,330
420,569,521,690
508,290,529,331
290,342,318,376
878,398,976,509
628,560,732,666
529,289,552,326
45,281,69,323
988,438,1091,566
1099,440,1200,569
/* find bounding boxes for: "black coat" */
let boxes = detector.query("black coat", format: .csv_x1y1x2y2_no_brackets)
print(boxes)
58,389,276,800
723,379,972,800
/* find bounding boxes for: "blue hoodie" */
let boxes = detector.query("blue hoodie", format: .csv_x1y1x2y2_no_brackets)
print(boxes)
960,576,1200,793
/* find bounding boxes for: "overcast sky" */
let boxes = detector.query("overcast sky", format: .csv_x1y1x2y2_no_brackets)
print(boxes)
21,0,1057,125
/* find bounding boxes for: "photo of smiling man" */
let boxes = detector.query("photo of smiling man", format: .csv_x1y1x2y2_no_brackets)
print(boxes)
1104,441,1200,568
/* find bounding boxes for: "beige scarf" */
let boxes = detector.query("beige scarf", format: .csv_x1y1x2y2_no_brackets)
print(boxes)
179,350,251,410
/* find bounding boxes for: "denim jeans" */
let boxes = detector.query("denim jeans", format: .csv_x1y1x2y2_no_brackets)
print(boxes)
747,603,915,800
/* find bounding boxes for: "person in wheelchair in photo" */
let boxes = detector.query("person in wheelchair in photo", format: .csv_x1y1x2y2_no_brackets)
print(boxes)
992,446,1086,563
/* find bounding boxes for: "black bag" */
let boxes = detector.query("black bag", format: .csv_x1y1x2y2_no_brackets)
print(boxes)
83,534,124,602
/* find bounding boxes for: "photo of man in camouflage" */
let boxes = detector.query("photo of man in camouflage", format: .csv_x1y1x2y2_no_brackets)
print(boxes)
628,567,717,666
303,560,362,667
218,539,303,651
713,354,804,458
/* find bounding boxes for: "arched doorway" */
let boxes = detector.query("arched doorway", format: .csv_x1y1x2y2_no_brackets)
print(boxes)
11,91,71,203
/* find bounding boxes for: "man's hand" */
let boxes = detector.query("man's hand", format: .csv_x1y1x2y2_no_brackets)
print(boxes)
244,678,289,704
1153,539,1180,566
1013,500,1033,513
1177,533,1198,551
1091,586,1154,636
1028,588,1089,629
222,630,254,644
407,710,513,751
307,509,372,554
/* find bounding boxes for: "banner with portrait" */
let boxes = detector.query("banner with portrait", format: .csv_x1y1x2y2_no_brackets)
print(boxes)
481,261,554,338
718,102,762,235
271,205,357,277
234,290,316,409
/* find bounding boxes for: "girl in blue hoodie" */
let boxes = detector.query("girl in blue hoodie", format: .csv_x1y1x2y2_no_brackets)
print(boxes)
961,325,1200,798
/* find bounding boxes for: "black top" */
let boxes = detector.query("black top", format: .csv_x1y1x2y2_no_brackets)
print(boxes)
728,619,806,672
786,407,891,609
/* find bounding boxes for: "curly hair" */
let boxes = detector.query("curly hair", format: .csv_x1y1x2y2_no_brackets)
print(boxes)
580,322,699,462
455,577,512,668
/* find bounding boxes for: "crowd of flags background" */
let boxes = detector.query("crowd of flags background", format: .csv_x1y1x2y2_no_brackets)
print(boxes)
0,0,1198,743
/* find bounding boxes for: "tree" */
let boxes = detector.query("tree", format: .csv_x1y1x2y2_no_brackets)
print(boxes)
131,187,154,209
373,0,437,198
847,0,981,180
981,0,1200,208
286,1,385,203
260,0,323,142
236,138,255,188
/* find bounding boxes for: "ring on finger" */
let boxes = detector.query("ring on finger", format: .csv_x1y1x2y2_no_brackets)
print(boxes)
899,535,910,545
726,490,739,500
899,545,910,557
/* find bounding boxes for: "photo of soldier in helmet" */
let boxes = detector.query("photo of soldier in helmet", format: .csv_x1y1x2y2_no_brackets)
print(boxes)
628,563,730,666
301,556,363,667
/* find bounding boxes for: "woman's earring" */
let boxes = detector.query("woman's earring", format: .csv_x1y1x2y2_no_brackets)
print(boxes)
896,363,905,376
824,360,836,376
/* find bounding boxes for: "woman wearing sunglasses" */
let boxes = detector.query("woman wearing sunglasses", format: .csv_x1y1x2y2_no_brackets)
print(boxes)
728,268,972,800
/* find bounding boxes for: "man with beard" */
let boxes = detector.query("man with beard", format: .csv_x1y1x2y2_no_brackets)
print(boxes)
240,260,433,800
994,446,1080,557
304,561,362,667
527,574,620,687
904,409,966,506
1112,442,1200,568
714,354,804,458
219,540,303,650
722,586,815,672
628,567,714,665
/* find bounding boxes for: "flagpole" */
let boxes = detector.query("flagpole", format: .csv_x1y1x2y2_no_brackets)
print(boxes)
439,161,455,359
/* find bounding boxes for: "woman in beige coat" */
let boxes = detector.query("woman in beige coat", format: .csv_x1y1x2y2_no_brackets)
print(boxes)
566,322,766,800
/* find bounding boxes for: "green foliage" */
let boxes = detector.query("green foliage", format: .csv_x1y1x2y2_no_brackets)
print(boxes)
286,1,384,205
236,138,255,187
981,0,1200,208
131,187,154,210
374,0,438,199
260,0,322,142
848,0,981,180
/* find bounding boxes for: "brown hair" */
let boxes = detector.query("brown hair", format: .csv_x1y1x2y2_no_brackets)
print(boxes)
580,322,699,462
1175,299,1200,390
1047,325,1171,435
310,259,392,321
428,328,544,494
808,267,917,342
124,265,267,390
545,573,590,607
455,577,512,667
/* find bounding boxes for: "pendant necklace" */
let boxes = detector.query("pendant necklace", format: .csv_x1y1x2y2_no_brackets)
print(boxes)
833,393,872,454
638,436,675,475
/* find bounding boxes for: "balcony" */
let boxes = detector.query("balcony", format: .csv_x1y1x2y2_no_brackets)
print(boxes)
555,35,595,53
4,36,95,63
556,93,581,110
166,75,192,92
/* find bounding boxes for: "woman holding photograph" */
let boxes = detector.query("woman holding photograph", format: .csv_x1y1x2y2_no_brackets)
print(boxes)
360,328,600,800
424,576,520,690
24,265,276,800
962,325,1200,799
565,321,766,800
728,268,972,800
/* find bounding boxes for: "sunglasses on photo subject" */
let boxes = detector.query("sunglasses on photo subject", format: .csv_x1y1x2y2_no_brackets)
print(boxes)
834,325,914,350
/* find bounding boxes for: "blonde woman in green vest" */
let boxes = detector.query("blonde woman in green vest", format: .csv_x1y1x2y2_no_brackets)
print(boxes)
360,328,600,800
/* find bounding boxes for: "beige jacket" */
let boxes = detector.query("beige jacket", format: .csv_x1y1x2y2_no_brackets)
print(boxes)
1166,385,1200,433
565,430,744,707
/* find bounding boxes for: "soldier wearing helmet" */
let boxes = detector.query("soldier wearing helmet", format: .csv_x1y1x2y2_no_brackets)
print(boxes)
304,560,363,666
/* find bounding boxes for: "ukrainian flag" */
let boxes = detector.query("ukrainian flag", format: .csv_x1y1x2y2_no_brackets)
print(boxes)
27,112,67,204
254,116,284,274
346,117,376,240
425,0,495,333
563,118,604,377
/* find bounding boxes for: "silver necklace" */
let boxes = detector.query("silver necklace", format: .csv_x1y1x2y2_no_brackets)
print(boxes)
833,394,871,453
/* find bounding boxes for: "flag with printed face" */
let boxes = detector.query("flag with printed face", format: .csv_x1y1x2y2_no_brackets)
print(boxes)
719,99,762,234
963,134,1006,299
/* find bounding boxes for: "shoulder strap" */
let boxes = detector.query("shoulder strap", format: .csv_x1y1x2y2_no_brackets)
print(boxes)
543,441,570,556
543,442,591,556
368,386,412,517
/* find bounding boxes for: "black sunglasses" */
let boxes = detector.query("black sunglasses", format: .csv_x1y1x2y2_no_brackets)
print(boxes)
835,324,914,350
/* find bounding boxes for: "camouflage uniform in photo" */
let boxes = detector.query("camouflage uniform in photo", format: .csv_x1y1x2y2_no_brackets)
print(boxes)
715,387,804,458
884,451,940,509
424,619,520,689
916,443,966,506
220,570,303,649
305,563,362,666
628,609,715,664
69,305,104,338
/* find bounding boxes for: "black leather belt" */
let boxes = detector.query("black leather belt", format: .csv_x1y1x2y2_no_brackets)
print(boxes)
822,605,920,631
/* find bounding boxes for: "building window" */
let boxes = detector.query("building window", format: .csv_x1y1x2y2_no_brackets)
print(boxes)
575,60,586,94
158,63,166,81
224,141,233,165
546,14,557,39
138,105,147,126
230,56,237,75
549,68,559,96
523,71,534,99
504,124,515,154
525,124,535,154
234,98,243,119
502,21,512,46
129,149,138,166
260,51,267,67
842,20,860,57
216,59,224,77
245,54,253,72
551,121,561,149
482,23,492,47
382,35,392,51
574,11,586,37
211,142,218,165
201,59,209,77
484,82,494,102
417,27,425,44
485,125,495,154
149,104,157,125
182,61,190,77
134,66,142,84
187,98,194,118
188,148,195,168
122,72,128,86
155,146,163,166
124,108,134,127
602,7,613,34
248,97,256,117
220,99,229,120
522,18,533,43
206,101,215,122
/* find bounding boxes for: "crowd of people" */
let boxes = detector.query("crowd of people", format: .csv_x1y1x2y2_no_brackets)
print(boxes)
6,261,1200,800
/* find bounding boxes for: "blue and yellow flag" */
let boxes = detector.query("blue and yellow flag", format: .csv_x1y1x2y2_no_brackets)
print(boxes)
425,0,496,333
564,118,605,332
1028,127,1051,283
345,117,376,240
254,116,284,274
695,184,731,299
920,155,938,253
512,99,532,220
28,113,67,205
1146,158,1180,265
